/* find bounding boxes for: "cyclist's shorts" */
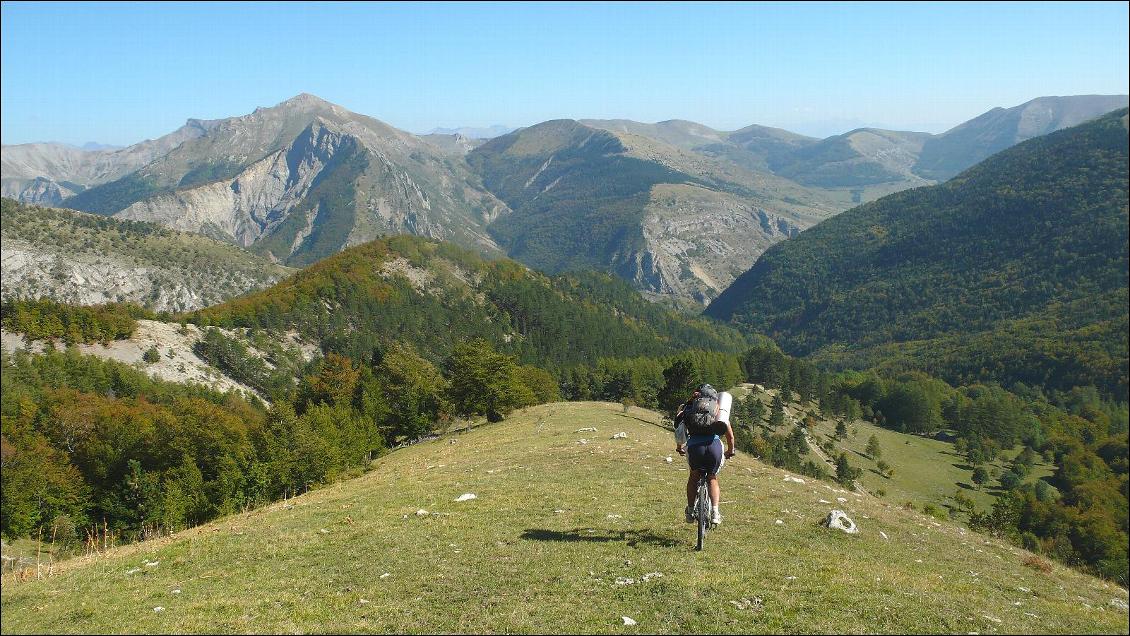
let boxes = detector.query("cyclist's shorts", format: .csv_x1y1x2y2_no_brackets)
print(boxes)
687,438,724,476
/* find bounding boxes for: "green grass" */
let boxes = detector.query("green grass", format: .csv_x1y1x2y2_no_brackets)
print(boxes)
2,402,1125,634
808,416,1056,513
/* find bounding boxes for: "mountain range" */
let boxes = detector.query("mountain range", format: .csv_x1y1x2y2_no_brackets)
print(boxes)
2,93,1125,305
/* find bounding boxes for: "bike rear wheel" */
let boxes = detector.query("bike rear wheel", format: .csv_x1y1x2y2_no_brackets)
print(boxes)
695,480,709,551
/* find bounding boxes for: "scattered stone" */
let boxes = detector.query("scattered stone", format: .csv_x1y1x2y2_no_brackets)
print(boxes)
836,497,848,503
783,476,805,484
607,514,622,519
729,597,764,612
1111,598,1129,612
171,589,181,595
554,509,565,513
641,572,663,582
576,427,597,432
611,432,627,439
821,510,859,534
577,439,589,445
415,509,429,517
455,493,477,502
785,576,797,580
622,616,637,626
982,615,1002,624
1018,587,1031,593
380,572,391,579
775,519,784,525
819,499,831,504
359,599,370,604
125,568,141,576
665,456,673,463
144,560,159,567
319,528,329,534
879,531,889,540
153,607,165,612
615,577,636,585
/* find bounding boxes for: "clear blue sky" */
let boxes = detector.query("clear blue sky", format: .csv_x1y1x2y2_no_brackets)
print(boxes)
2,1,1127,145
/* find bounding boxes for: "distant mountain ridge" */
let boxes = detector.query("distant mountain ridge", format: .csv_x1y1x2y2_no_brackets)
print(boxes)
428,124,514,139
2,93,1124,306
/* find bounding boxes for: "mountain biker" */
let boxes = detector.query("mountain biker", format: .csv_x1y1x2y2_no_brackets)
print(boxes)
674,384,735,526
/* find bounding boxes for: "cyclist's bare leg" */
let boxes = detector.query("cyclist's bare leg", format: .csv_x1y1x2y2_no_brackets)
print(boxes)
687,469,702,508
708,475,720,507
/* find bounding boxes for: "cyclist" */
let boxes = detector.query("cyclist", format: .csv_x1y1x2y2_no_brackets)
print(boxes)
674,384,735,526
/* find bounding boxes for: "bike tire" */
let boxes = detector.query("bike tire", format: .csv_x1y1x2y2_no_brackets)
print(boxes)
696,481,709,551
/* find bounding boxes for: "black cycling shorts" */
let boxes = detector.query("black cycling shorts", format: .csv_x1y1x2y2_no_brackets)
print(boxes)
687,438,724,476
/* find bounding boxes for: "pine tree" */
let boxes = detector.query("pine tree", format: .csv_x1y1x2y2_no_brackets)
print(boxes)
866,434,882,459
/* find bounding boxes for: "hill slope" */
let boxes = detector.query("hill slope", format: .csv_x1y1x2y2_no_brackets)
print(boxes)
707,109,1129,396
2,402,1125,634
188,234,747,368
1,198,291,312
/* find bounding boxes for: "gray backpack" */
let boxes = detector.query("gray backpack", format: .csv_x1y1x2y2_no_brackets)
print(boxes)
685,393,719,436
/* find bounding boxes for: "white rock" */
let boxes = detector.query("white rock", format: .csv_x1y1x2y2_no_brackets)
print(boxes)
380,572,391,579
1111,598,1129,612
641,572,663,582
819,499,831,504
665,456,673,463
145,560,160,567
836,497,848,503
822,510,860,534
455,493,477,502
171,589,181,594
359,599,370,604
415,509,429,516
611,432,627,439
615,577,636,585
153,607,165,612
125,568,141,575
607,514,622,519
879,531,889,540
575,427,597,432
775,519,784,525
783,476,805,484
622,616,637,626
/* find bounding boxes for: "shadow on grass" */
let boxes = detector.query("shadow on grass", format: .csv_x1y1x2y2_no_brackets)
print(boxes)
521,528,682,548
615,412,668,429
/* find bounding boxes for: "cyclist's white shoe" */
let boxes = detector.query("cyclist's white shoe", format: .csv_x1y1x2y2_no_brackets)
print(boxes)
685,505,695,523
711,508,723,526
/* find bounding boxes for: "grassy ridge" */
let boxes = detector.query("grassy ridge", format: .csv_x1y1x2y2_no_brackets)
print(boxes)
3,403,1125,634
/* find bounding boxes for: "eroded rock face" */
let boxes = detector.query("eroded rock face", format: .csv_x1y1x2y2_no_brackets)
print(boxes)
0,240,286,313
629,183,806,304
116,121,351,247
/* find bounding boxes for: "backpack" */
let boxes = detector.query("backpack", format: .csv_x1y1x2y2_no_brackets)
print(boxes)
684,394,719,436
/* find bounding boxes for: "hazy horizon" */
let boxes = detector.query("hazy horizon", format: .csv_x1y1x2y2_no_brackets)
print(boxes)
2,2,1127,146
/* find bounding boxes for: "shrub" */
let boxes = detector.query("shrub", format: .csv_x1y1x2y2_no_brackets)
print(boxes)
143,346,161,364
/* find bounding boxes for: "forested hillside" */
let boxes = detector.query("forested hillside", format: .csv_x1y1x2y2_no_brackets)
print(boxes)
708,109,1129,398
189,234,748,369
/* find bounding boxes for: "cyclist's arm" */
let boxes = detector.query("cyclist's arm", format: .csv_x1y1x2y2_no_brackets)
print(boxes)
674,405,688,453
723,422,736,457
